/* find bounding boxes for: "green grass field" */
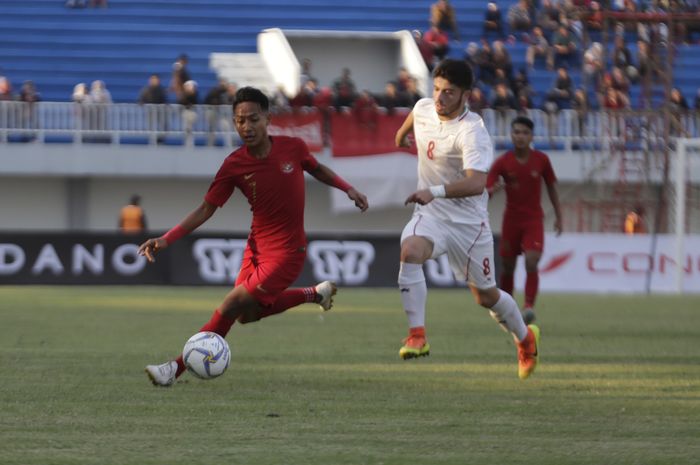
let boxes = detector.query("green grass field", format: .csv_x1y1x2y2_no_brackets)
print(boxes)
1,286,699,465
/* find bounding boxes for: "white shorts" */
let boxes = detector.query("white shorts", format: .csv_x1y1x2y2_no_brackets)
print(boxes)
401,213,497,289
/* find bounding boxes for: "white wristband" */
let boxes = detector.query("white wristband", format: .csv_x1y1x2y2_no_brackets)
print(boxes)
429,184,446,198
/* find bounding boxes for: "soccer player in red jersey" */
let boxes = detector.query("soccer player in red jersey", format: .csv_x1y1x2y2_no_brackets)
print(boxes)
486,116,562,324
140,87,369,386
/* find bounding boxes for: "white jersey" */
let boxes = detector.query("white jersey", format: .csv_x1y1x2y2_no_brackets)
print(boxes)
411,97,493,224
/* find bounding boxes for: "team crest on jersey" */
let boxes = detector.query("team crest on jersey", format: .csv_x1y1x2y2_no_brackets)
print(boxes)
531,170,538,178
280,162,294,174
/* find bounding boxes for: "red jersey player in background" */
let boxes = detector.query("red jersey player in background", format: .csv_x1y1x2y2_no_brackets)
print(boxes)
139,87,369,387
486,116,562,325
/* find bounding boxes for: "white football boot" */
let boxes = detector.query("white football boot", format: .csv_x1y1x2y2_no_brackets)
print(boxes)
145,361,177,387
315,281,337,311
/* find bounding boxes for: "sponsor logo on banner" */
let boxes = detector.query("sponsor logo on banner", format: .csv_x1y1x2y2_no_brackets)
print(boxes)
307,240,375,285
0,242,145,276
193,238,247,284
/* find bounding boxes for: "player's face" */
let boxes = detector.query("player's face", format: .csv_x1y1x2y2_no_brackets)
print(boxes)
433,77,469,120
511,123,533,150
234,102,270,148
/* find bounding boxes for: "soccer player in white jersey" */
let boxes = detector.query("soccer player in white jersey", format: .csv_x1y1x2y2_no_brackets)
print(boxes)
394,59,539,379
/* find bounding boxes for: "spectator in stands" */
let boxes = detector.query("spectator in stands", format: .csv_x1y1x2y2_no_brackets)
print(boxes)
169,54,191,102
483,2,505,39
537,0,561,37
492,40,514,83
271,85,290,110
352,90,378,129
669,87,689,111
491,82,518,112
669,87,689,135
585,1,604,32
612,36,633,72
88,80,112,137
90,0,107,7
512,67,534,105
396,67,411,92
507,0,533,36
602,86,629,109
72,82,88,103
475,39,496,84
572,88,589,135
624,205,646,235
545,67,574,112
694,89,700,111
609,66,630,97
424,23,450,64
65,0,86,8
582,42,604,90
119,195,147,234
464,41,481,77
19,80,41,136
547,24,577,70
468,86,489,115
526,26,549,69
493,68,511,90
139,74,167,104
332,68,357,108
300,58,316,88
138,75,168,143
89,79,112,103
404,76,423,106
0,76,13,101
430,0,460,40
635,40,655,83
412,30,435,71
204,78,237,145
179,80,199,145
290,78,319,108
377,81,409,115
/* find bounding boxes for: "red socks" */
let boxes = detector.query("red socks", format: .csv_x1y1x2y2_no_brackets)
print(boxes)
500,273,514,295
525,272,539,308
257,287,315,319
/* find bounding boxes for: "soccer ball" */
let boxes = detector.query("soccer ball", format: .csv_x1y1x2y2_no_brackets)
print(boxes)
182,331,231,379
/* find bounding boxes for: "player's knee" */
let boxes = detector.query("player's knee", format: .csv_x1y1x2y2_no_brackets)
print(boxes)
472,287,499,308
400,239,431,263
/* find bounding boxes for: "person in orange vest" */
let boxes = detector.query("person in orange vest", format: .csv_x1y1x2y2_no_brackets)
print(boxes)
119,195,147,234
624,205,646,235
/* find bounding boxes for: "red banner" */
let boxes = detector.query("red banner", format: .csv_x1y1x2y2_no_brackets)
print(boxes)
330,109,416,157
269,110,324,153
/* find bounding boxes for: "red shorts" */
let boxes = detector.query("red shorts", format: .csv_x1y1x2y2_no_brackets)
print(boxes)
499,217,544,258
235,246,306,307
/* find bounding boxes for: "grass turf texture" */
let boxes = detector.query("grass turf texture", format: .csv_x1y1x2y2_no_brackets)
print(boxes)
1,286,699,465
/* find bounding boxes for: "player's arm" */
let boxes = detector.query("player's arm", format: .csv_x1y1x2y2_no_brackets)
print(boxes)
545,181,563,236
309,163,369,212
138,200,217,262
395,111,414,148
404,169,487,205
485,159,504,197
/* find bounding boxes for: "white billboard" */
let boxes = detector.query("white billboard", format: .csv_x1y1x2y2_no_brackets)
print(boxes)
513,234,700,294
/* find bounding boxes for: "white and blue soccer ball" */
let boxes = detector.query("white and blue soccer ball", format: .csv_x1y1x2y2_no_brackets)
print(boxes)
182,331,231,379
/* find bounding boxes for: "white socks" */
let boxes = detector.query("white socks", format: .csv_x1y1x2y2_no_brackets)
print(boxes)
398,262,427,328
489,289,528,342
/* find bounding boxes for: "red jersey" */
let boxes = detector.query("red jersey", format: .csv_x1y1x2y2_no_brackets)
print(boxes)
204,136,319,255
487,149,556,221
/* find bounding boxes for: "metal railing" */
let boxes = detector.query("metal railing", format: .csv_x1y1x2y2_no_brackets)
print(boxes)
2,101,699,150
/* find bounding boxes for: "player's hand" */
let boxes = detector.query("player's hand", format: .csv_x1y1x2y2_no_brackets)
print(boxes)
488,179,505,194
404,189,434,206
347,188,369,212
554,218,563,236
395,133,411,148
138,237,168,263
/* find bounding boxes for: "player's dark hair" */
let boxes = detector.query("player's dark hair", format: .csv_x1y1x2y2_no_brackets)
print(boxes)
433,59,474,90
511,115,534,131
233,86,269,112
